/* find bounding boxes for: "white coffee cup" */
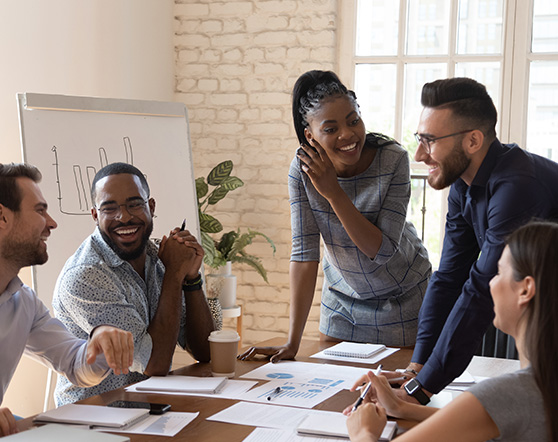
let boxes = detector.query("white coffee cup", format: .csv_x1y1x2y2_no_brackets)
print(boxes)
208,329,240,377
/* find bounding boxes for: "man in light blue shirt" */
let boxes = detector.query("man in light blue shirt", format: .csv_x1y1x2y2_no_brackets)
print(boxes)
0,162,134,437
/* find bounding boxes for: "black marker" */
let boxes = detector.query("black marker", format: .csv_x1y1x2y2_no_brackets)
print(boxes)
180,219,186,231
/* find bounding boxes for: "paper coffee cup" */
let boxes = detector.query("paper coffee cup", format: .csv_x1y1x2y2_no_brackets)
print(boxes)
208,329,240,377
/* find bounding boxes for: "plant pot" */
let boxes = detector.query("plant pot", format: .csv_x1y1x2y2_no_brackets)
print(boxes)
206,261,237,309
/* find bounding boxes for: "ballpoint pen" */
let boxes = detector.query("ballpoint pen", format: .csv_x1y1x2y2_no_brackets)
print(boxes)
267,386,282,401
352,364,382,412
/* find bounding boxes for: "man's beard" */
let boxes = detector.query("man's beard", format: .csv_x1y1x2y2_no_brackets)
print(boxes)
427,139,471,190
100,221,154,261
1,236,48,268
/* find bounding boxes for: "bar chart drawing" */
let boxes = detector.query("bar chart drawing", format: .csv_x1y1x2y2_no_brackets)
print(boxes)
51,137,138,216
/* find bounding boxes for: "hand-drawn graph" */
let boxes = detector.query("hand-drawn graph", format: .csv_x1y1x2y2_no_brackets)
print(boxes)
51,136,138,215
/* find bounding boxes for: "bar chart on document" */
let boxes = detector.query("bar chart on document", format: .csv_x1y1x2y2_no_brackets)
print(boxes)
241,380,340,408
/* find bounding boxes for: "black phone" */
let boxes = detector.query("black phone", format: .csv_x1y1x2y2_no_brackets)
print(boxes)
107,400,171,415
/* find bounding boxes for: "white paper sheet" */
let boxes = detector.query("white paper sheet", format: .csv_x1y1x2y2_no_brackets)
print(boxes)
242,427,346,442
240,380,340,409
240,361,368,389
310,347,399,365
95,412,198,437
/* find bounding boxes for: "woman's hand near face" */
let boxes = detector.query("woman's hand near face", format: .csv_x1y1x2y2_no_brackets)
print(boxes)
297,142,344,201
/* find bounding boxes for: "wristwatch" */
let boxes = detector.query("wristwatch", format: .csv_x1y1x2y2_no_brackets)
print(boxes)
404,378,430,405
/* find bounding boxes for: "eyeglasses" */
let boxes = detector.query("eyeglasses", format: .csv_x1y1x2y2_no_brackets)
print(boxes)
414,129,474,154
96,198,148,220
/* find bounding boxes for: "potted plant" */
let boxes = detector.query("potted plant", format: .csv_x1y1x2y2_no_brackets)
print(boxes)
196,160,275,310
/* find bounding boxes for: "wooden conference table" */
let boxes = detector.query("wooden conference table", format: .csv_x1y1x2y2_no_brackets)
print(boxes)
18,338,416,441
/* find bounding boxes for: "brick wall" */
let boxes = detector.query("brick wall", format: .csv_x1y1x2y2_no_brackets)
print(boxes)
174,0,337,345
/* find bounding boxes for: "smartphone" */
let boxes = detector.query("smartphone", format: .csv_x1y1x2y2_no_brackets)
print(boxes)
107,400,171,415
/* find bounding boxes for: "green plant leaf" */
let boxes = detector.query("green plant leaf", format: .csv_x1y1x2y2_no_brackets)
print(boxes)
220,176,244,191
199,212,223,233
195,177,208,200
207,160,233,186
201,231,217,266
207,186,229,205
233,252,269,283
216,230,239,259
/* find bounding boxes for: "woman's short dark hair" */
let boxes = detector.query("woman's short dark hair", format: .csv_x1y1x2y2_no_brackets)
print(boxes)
91,162,150,203
506,220,558,441
292,70,358,145
0,162,42,211
421,77,497,140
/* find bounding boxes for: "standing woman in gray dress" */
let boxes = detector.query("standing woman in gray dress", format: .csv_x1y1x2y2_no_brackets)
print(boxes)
240,70,431,362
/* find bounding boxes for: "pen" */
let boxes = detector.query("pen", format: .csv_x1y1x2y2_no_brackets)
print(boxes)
180,219,186,231
352,364,382,412
267,386,282,401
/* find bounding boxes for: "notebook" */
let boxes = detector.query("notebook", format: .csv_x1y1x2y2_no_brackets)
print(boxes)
297,411,397,441
34,404,149,428
133,375,228,394
3,424,130,441
323,342,386,359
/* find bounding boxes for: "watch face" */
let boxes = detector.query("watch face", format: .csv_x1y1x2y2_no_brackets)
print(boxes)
405,379,420,394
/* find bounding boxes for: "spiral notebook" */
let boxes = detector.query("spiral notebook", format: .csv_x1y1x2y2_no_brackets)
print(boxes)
323,342,386,358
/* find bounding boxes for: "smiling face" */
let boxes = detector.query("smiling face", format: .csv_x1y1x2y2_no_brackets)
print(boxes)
304,95,368,177
0,177,57,267
414,107,472,190
489,246,524,336
92,173,155,262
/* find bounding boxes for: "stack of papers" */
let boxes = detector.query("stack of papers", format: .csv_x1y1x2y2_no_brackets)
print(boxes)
34,404,149,429
2,424,130,441
133,375,228,394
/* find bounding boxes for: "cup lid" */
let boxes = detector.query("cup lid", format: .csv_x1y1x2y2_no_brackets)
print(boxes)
208,329,240,342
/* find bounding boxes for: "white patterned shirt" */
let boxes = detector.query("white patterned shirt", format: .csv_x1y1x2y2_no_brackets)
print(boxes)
53,228,187,405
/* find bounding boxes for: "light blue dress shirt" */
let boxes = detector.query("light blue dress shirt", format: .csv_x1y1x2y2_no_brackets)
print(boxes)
0,277,109,404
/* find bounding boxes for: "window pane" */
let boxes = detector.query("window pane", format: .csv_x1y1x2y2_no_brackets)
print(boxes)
457,0,504,54
403,63,447,156
406,0,450,55
532,0,558,53
356,0,400,56
354,64,397,138
455,62,501,112
526,61,558,160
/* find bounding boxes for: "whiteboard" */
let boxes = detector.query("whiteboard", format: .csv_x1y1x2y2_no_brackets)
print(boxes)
18,93,200,308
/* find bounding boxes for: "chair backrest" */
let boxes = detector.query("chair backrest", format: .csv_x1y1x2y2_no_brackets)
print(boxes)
476,323,519,359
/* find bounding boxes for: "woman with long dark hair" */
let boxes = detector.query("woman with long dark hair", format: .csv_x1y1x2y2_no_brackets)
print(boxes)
240,70,431,361
347,220,558,442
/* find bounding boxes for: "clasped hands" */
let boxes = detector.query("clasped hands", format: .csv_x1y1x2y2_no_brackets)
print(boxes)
158,227,204,282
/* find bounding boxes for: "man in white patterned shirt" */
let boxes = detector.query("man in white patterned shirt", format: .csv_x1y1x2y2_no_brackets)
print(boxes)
53,162,215,405
0,163,134,437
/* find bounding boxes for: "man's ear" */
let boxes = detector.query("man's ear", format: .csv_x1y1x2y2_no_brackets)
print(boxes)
0,204,12,230
465,129,485,155
91,206,99,225
148,197,156,216
518,276,536,308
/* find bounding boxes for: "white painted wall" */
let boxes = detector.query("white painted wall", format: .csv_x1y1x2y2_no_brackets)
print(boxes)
1,0,174,417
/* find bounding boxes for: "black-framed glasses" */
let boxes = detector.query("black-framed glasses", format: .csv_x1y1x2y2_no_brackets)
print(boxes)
414,129,474,154
96,198,149,220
